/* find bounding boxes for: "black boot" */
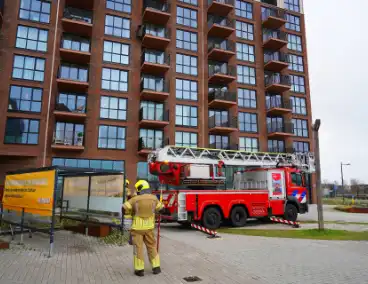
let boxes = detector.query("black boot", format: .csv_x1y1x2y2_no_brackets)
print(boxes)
152,267,161,275
135,270,144,277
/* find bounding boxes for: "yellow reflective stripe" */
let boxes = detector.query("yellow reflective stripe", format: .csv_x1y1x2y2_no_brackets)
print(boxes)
131,216,155,230
155,201,164,210
151,255,160,269
124,201,132,209
134,256,145,271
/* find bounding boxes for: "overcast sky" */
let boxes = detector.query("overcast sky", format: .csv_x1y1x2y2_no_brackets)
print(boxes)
304,0,368,184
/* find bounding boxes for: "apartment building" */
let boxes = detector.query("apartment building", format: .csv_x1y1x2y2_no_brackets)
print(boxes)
0,0,315,202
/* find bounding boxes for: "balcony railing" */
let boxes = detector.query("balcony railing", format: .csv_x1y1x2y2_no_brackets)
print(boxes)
208,89,237,102
208,39,235,52
61,34,91,53
140,78,170,93
267,121,293,134
264,52,289,64
137,24,170,39
208,63,236,77
266,97,291,110
263,30,287,42
53,130,84,146
138,137,167,151
55,102,86,113
265,74,291,86
208,0,234,5
63,7,92,24
262,7,287,21
209,143,238,150
209,115,238,129
268,147,294,154
139,108,169,121
141,50,170,65
208,15,234,29
143,0,170,13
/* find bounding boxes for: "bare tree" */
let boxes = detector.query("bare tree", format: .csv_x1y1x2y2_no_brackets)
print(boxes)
350,179,362,195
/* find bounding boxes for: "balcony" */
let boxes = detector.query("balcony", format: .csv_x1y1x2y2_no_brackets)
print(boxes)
62,7,93,37
263,30,288,50
138,137,167,155
208,39,235,61
137,24,170,50
209,143,238,150
52,130,85,151
268,147,294,154
57,64,89,92
266,97,292,115
208,0,234,17
264,52,289,72
267,121,294,139
262,7,287,30
140,78,169,101
209,115,238,134
60,36,91,64
141,49,170,75
208,63,236,84
64,0,94,10
265,74,291,93
208,16,235,38
139,108,169,128
208,89,237,108
143,0,171,25
54,102,87,122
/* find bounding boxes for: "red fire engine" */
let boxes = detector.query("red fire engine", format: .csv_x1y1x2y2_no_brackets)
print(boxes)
149,146,315,230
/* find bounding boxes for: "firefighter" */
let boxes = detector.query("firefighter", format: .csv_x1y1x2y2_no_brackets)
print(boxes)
122,180,164,277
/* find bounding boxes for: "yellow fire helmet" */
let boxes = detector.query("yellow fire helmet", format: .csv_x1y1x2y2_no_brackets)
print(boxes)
125,179,130,186
135,180,150,192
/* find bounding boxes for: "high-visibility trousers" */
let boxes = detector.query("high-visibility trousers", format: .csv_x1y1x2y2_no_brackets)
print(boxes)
131,229,160,271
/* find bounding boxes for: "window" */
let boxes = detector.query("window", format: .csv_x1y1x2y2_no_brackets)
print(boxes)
237,65,256,85
287,34,302,52
12,55,45,82
105,15,130,39
98,125,126,149
239,137,258,152
16,25,48,52
102,68,128,92
176,54,198,76
57,93,86,113
286,14,301,32
137,162,159,184
177,6,197,28
142,75,165,92
145,24,166,38
176,29,198,51
266,94,283,109
61,34,90,52
4,118,39,145
144,49,166,64
54,122,84,146
290,75,305,93
175,131,197,147
103,41,129,65
19,0,51,23
59,64,88,82
106,0,131,13
52,158,124,171
290,96,306,115
8,85,42,113
238,88,256,108
291,173,303,186
288,54,304,72
175,105,198,127
100,96,127,120
239,112,257,133
235,0,253,19
236,42,255,62
140,101,164,121
209,110,229,127
179,0,197,5
284,0,300,12
139,129,163,149
268,140,285,152
209,135,229,149
236,21,254,41
176,79,197,100
292,118,308,137
293,141,309,153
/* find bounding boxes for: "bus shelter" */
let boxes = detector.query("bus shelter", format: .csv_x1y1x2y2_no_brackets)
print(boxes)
0,166,126,257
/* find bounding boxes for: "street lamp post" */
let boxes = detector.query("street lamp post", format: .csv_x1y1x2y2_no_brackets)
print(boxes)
341,162,351,203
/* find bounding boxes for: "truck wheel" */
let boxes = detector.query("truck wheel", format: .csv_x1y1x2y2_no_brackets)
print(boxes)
230,206,247,227
284,204,298,222
202,207,222,230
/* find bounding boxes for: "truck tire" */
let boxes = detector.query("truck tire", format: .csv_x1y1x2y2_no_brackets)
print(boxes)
284,203,298,222
230,206,247,227
202,207,222,230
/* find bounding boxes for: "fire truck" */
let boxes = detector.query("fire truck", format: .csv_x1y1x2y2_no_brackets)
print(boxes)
148,146,315,230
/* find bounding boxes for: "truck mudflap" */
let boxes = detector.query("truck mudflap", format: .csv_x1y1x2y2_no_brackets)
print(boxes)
299,202,308,214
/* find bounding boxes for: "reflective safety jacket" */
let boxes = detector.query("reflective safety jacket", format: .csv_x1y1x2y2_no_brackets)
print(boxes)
123,194,164,230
